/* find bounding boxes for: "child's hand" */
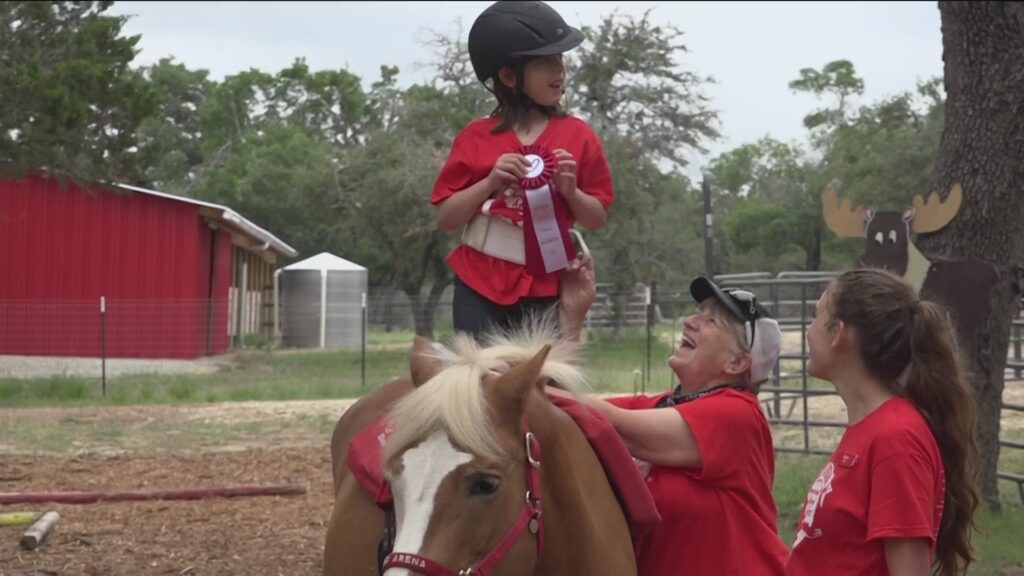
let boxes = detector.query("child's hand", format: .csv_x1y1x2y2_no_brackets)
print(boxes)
553,149,578,200
487,154,530,190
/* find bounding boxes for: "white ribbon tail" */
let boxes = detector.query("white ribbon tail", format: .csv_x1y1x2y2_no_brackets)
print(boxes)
525,184,569,273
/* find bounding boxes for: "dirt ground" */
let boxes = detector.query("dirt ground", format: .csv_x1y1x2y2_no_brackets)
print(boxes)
0,401,355,576
0,448,333,576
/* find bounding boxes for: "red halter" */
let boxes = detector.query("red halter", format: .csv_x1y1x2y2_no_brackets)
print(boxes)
382,426,544,576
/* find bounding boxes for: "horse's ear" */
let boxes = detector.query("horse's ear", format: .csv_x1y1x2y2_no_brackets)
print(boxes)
491,344,551,424
410,336,442,388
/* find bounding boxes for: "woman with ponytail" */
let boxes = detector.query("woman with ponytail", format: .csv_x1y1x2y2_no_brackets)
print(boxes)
787,268,980,576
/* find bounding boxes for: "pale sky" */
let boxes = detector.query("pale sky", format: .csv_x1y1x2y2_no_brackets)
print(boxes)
109,1,945,171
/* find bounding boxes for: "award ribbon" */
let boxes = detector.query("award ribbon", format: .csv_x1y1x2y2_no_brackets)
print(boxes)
519,145,577,275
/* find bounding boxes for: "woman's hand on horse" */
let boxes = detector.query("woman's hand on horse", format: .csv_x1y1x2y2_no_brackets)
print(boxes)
560,252,596,321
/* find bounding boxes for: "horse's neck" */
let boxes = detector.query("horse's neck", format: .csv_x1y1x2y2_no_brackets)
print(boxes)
529,398,636,576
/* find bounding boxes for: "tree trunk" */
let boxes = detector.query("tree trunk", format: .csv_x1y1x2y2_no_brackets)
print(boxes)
405,289,435,339
421,254,452,339
611,291,627,343
805,223,822,271
384,287,395,333
401,249,450,340
920,1,1024,511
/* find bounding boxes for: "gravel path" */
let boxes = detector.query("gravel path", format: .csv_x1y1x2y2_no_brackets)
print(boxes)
0,354,232,379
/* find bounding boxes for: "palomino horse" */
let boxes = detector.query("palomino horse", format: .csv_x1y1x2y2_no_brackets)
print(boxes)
323,324,638,576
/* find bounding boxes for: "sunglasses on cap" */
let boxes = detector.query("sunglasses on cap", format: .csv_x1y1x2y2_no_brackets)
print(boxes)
721,288,760,351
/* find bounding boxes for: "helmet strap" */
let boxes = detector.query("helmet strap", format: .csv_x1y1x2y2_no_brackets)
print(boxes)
480,77,496,97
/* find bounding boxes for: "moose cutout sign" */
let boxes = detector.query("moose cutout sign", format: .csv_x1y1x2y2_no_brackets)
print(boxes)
822,184,998,342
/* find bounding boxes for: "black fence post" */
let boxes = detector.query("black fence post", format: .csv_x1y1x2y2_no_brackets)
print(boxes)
1015,316,1022,379
361,291,367,389
702,172,715,276
100,296,107,398
645,282,655,393
800,283,809,452
770,283,781,420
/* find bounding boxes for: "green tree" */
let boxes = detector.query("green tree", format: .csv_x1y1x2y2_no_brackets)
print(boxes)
570,10,720,339
418,25,492,134
709,138,806,204
826,81,945,209
333,27,493,337
0,1,157,182
573,9,719,166
192,123,339,258
189,60,378,265
336,127,452,338
711,61,945,273
271,59,372,146
196,68,276,161
335,28,495,336
786,60,867,269
789,59,863,138
135,57,212,190
709,138,825,273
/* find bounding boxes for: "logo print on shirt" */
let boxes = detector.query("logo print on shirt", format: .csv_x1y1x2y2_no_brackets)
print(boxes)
793,461,835,548
502,186,524,211
482,185,525,226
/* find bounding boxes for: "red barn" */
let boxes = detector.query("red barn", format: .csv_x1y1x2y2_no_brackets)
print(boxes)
0,174,297,359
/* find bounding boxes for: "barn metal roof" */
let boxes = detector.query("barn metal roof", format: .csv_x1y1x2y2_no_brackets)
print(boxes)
114,183,298,258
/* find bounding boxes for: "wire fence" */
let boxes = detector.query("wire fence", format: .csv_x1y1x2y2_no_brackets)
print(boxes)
362,275,1024,500
0,299,231,360
1,275,1021,500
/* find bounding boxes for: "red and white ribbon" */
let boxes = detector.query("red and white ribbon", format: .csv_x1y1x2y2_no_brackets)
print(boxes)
519,145,575,275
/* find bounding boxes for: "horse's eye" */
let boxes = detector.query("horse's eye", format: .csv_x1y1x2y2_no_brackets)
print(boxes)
467,475,500,497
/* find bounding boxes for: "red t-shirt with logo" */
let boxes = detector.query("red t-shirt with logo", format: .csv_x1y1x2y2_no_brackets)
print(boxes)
786,396,945,576
607,389,789,576
430,115,614,305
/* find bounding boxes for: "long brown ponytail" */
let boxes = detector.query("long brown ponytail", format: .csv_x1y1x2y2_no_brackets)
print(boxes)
829,269,980,576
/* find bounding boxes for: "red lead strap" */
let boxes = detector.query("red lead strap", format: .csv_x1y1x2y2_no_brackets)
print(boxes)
382,425,543,576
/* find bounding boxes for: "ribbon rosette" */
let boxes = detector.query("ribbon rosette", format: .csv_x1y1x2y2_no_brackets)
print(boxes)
518,145,556,190
517,145,577,276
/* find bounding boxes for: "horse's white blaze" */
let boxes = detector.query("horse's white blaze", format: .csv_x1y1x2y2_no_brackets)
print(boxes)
384,430,472,576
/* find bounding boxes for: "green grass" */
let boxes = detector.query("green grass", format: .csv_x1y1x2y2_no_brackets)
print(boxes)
0,345,413,407
581,326,677,393
0,327,676,407
774,453,832,542
365,325,679,394
972,507,1024,574
0,376,91,403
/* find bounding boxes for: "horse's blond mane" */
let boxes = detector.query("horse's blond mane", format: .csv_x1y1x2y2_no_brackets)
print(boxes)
383,315,589,464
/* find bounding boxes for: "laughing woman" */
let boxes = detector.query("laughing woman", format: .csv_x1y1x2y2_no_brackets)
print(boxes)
555,257,789,576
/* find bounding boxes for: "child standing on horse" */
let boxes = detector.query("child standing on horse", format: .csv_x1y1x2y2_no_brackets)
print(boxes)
431,0,615,340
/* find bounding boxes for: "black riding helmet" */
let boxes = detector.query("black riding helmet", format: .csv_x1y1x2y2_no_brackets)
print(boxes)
468,1,585,84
